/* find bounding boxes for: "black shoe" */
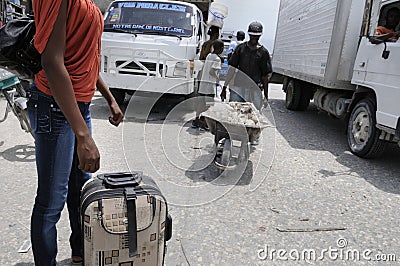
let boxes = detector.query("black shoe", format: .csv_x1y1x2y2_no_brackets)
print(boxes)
199,121,209,131
71,256,83,265
191,119,200,128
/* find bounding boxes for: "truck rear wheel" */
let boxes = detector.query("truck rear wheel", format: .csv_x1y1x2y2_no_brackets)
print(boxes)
110,88,126,106
285,79,311,111
285,79,301,110
347,98,386,158
298,86,312,111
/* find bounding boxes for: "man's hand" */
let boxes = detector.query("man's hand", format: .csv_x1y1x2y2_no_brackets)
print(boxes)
370,30,400,43
264,90,268,101
220,86,227,101
108,101,124,126
77,134,100,173
96,77,124,126
263,98,268,108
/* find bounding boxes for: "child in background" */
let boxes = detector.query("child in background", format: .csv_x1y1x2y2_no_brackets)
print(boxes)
192,39,225,130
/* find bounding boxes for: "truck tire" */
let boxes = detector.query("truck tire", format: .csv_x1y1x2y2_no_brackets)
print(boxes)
298,86,313,111
110,88,126,106
347,98,386,158
285,79,312,111
285,79,301,110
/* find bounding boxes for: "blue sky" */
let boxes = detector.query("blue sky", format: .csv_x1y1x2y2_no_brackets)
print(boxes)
214,0,280,51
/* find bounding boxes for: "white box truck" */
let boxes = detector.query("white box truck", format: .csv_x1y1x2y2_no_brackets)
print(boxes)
271,0,400,158
96,0,227,104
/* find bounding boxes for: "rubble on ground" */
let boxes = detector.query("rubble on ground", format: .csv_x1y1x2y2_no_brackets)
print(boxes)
202,102,269,128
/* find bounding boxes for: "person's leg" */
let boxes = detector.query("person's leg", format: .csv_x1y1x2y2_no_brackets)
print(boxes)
29,87,75,266
229,88,245,102
196,94,208,116
191,80,203,128
67,102,92,261
198,94,215,130
192,93,208,128
249,84,264,110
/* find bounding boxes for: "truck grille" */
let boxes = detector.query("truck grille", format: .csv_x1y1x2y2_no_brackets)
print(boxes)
115,61,164,76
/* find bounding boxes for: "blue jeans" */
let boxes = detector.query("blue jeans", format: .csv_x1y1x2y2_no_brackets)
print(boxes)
28,85,91,266
229,89,246,102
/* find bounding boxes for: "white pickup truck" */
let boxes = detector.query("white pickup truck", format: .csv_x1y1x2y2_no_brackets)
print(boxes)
97,0,214,104
272,0,400,158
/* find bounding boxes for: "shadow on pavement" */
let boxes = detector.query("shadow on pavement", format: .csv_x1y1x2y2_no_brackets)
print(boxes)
184,121,210,137
90,93,193,125
1,144,35,162
271,99,400,195
185,153,254,186
15,259,71,265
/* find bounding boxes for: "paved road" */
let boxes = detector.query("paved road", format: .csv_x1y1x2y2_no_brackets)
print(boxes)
0,84,399,265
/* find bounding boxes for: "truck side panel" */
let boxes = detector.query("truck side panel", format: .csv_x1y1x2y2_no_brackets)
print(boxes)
272,0,365,89
337,0,365,82
273,0,337,84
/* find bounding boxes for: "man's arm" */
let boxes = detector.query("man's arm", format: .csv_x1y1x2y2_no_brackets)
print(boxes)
199,41,210,60
226,42,235,61
370,31,400,43
41,0,99,173
96,76,124,126
261,74,269,100
261,48,272,102
220,66,235,100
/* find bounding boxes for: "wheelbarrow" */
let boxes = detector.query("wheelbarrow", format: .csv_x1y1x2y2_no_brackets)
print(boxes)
202,102,269,171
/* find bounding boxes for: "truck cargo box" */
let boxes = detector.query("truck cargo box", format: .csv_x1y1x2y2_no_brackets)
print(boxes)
272,0,366,90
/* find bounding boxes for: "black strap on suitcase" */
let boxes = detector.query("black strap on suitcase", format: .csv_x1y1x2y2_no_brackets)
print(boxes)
124,187,138,257
103,172,143,257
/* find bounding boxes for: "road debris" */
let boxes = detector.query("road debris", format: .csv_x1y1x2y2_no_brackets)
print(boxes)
276,227,346,233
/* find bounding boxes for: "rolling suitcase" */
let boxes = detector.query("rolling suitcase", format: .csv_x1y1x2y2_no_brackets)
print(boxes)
80,172,172,266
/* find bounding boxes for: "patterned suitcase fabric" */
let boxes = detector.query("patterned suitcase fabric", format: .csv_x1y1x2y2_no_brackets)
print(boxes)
81,172,172,266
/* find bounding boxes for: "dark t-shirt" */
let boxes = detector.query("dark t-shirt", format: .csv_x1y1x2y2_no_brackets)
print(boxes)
228,42,272,86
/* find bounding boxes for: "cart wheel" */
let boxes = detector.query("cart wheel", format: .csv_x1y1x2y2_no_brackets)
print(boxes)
238,141,250,162
220,138,232,167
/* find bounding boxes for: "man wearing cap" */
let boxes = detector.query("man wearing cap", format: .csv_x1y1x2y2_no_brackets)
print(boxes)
221,21,272,108
227,30,246,61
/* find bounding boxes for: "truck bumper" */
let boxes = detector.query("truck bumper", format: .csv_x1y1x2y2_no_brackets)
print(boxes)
100,73,195,95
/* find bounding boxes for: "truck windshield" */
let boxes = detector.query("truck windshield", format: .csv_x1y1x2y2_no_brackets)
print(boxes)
104,1,194,37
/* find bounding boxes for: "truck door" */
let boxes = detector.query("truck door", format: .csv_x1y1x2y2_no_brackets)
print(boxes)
352,1,400,130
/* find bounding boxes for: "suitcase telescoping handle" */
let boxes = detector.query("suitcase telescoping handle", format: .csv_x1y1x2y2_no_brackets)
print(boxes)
125,187,138,257
102,172,142,188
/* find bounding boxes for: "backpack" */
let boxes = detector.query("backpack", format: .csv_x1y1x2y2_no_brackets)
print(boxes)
0,15,41,80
